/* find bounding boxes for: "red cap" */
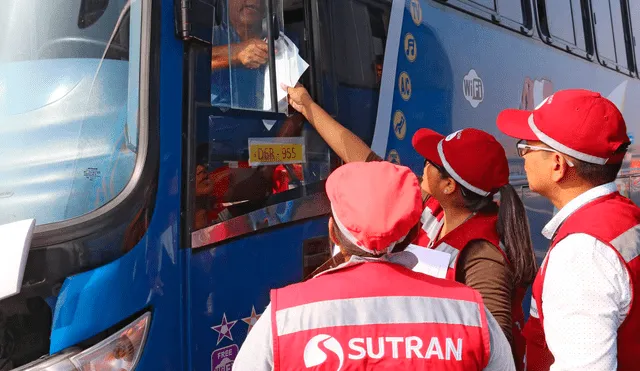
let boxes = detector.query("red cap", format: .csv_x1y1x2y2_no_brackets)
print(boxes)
412,128,509,196
326,161,422,256
497,89,629,164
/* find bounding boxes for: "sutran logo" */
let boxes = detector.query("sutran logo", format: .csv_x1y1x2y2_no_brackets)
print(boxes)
304,334,345,371
303,335,464,368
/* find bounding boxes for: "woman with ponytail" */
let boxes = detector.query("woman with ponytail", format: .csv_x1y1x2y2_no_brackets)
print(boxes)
410,128,536,371
285,85,536,371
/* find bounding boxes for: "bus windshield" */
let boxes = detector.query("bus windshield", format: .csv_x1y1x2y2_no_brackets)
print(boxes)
0,0,142,227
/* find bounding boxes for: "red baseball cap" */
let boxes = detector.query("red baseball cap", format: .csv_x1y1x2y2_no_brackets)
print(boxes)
412,128,509,196
497,89,629,164
326,161,422,255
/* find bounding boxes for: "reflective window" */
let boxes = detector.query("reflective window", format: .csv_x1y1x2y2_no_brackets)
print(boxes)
0,0,142,226
592,0,632,71
497,0,526,25
631,1,640,70
210,0,286,112
194,0,391,232
536,0,588,52
196,0,324,230
441,0,531,31
326,0,391,145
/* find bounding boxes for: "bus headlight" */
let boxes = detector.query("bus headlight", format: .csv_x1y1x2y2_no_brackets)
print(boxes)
69,312,150,370
17,312,150,371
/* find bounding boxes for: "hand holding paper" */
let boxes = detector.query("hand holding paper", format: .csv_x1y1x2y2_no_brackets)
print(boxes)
263,33,310,114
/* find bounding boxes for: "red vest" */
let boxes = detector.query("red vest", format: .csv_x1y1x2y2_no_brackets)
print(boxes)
523,192,640,371
271,261,491,370
414,197,526,371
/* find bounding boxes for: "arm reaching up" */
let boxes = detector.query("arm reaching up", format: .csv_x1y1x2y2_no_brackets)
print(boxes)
285,84,374,163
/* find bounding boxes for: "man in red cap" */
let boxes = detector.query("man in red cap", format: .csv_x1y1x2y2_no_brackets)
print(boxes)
233,161,515,370
496,89,640,371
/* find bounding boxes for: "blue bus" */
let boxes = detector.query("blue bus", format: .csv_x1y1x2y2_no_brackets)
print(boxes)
1,0,640,369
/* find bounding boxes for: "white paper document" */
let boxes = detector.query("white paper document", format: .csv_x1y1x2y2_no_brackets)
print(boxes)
0,219,35,300
263,33,310,114
405,243,451,279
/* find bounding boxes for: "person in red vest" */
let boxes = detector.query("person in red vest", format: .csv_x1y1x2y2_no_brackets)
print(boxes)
282,83,536,370
496,89,639,371
233,161,515,370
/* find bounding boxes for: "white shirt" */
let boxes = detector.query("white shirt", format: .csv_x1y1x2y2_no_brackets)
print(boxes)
539,182,631,371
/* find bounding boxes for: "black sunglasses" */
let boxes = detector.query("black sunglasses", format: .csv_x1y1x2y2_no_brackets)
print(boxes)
424,159,444,173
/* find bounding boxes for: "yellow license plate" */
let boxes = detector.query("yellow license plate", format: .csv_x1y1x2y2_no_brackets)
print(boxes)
248,137,306,166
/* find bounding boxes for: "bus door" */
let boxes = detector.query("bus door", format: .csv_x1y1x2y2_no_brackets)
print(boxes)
176,0,390,368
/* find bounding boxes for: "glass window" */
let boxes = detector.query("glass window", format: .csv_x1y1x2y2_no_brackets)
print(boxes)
0,0,142,226
593,0,631,69
210,0,289,112
538,0,587,50
441,0,530,29
592,1,617,62
610,1,630,68
497,0,525,25
196,0,324,230
193,0,391,232
470,0,494,10
326,0,391,146
631,1,640,70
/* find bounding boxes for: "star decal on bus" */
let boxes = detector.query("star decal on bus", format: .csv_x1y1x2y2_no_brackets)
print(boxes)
241,306,262,333
212,313,237,345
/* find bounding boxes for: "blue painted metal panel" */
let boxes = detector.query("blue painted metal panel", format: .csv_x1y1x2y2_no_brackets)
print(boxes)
189,217,329,371
49,1,186,370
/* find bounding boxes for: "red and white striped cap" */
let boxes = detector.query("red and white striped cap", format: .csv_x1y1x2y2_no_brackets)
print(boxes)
412,128,510,196
326,161,422,256
497,89,629,164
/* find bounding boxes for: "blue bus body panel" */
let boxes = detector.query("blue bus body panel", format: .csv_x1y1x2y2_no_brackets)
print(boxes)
49,2,186,369
189,217,328,371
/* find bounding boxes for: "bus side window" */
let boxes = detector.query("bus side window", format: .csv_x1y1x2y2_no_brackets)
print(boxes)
192,0,333,235
323,0,391,146
496,0,526,25
592,0,633,73
631,2,640,72
442,0,532,31
536,0,589,54
210,0,285,111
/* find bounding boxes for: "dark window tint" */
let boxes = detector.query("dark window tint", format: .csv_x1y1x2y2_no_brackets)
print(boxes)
78,0,109,29
593,0,632,71
631,1,640,70
322,0,390,146
537,0,589,52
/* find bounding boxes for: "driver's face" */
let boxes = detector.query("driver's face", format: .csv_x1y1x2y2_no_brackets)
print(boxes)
229,0,264,30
